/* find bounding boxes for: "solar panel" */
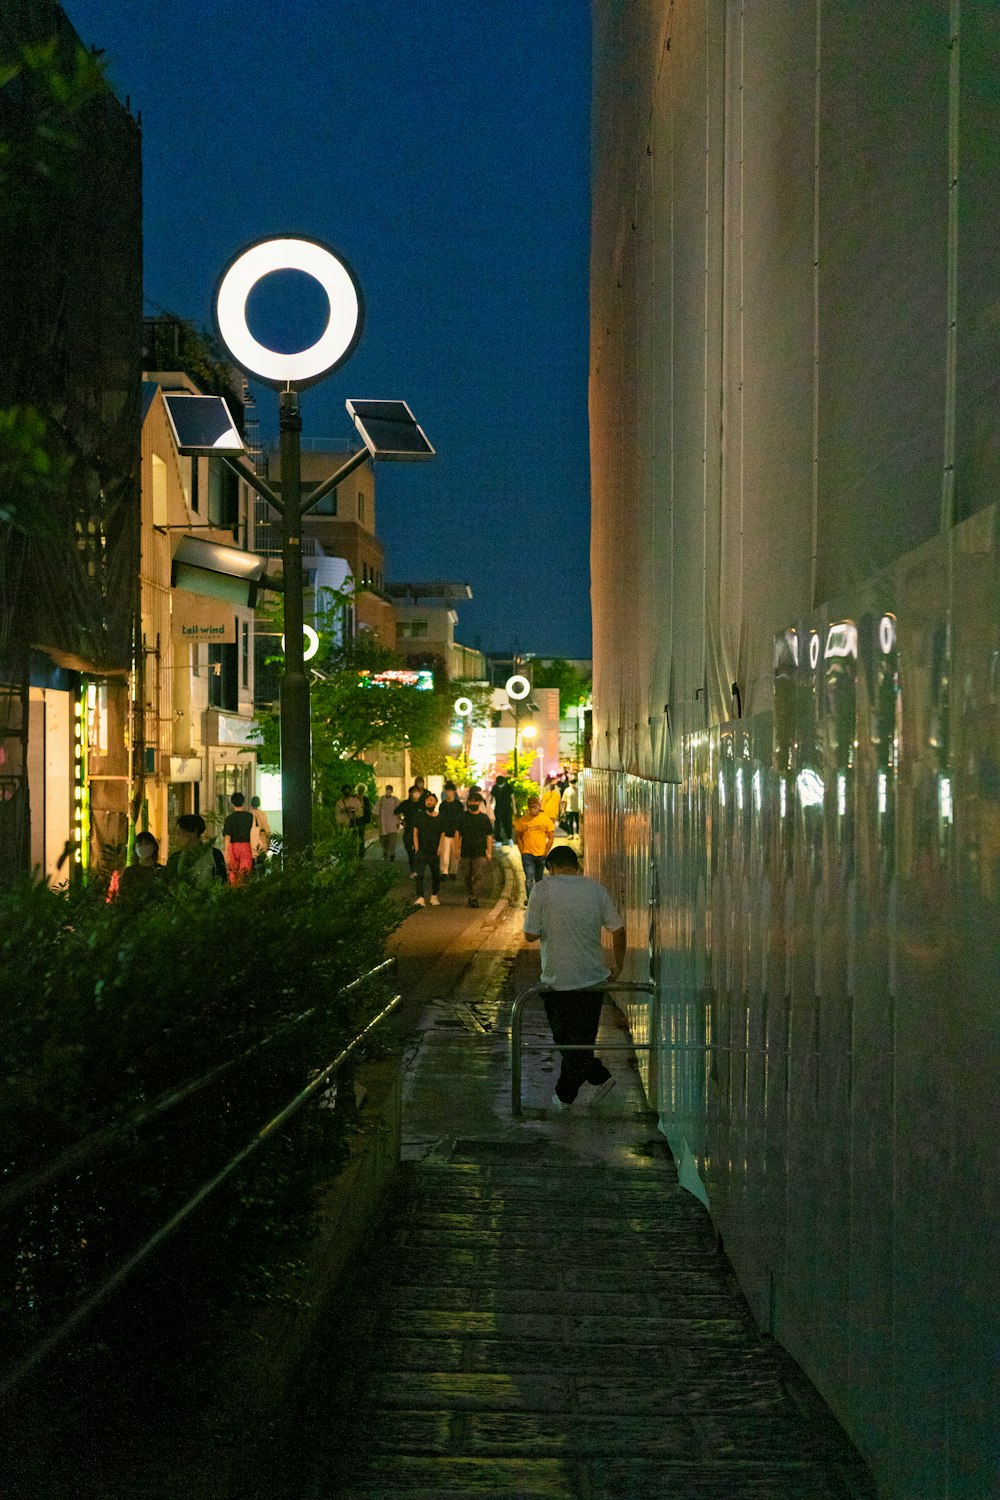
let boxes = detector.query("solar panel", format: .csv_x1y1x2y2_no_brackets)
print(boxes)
162,394,245,455
346,399,435,461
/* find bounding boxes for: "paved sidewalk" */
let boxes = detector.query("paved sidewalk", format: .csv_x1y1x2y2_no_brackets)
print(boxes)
285,894,877,1500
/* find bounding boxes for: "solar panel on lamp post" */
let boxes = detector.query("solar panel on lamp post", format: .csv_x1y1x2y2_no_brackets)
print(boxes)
212,235,434,858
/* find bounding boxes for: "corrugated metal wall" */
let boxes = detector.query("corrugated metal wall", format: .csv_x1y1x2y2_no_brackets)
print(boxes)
588,3,998,1494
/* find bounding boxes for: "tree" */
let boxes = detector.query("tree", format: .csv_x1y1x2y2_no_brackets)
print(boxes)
253,588,450,825
530,658,591,714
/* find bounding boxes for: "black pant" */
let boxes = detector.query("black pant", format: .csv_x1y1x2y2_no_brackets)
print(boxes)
403,824,417,871
494,812,513,842
543,990,611,1104
415,852,441,896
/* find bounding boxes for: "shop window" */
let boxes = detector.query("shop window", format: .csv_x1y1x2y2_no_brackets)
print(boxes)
242,620,250,689
208,459,239,529
208,641,238,711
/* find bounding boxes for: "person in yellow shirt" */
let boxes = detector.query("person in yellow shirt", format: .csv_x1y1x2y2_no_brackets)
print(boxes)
515,795,555,894
540,777,562,823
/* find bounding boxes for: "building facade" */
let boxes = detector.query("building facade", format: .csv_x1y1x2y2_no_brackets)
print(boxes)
587,5,998,1496
388,582,486,682
1,1,142,884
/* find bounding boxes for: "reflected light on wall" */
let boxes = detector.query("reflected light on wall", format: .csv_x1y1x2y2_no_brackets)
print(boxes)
796,768,825,808
752,768,763,812
878,772,888,816
780,779,787,818
938,775,953,823
837,773,847,817
735,767,744,811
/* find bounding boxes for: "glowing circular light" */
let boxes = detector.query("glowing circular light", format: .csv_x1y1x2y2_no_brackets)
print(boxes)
281,624,320,661
879,614,896,654
214,236,364,389
505,674,531,701
520,724,537,740
454,696,473,717
808,632,820,670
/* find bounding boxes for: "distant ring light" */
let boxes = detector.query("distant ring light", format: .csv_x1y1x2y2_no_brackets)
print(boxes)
281,625,320,662
214,236,364,390
505,674,531,701
454,696,474,717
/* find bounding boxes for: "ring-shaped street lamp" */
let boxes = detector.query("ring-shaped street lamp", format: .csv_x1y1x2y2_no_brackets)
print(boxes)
281,624,320,662
214,235,364,390
505,674,531,701
454,696,474,717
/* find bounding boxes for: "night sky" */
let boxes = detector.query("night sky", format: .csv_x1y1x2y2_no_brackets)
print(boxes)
63,1,593,659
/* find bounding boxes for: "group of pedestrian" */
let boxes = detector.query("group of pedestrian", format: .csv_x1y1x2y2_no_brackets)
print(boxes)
335,782,372,856
109,792,271,905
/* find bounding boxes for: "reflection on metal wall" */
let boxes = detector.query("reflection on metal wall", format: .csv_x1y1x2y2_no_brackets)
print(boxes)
585,509,998,1495
590,4,999,1495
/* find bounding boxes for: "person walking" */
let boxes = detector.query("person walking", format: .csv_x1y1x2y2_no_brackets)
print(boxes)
540,776,562,825
398,784,425,877
167,814,228,887
335,783,364,853
412,790,443,907
250,796,271,868
356,783,373,857
523,843,626,1108
438,782,464,879
222,793,255,884
116,831,166,907
561,777,580,837
374,784,401,862
456,790,494,907
515,794,555,895
490,773,515,844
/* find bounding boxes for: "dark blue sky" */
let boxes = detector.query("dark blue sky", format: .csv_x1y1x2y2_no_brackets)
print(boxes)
64,1,593,659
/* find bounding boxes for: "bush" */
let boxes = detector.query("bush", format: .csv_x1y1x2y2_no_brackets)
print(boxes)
0,856,404,1418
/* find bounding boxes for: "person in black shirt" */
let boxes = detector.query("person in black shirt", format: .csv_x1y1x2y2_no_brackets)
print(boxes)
490,774,514,844
397,785,425,876
413,792,443,907
438,782,464,880
222,793,255,884
456,793,494,907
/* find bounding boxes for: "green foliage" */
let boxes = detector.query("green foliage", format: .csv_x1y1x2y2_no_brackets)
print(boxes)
253,588,451,795
504,757,541,813
449,677,494,727
143,313,243,411
530,657,591,714
0,37,107,218
0,404,66,533
443,752,477,788
0,858,405,1399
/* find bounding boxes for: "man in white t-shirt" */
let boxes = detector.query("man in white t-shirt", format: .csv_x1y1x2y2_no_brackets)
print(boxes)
523,844,626,1108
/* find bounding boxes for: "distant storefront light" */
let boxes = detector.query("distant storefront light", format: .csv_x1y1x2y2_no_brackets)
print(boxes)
359,668,433,690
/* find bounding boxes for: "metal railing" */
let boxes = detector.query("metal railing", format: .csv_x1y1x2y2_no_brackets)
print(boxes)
1,969,402,1398
510,980,658,1116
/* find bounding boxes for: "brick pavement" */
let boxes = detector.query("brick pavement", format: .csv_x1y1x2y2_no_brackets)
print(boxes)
282,881,877,1500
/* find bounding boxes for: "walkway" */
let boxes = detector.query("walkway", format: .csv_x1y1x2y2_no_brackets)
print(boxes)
279,866,877,1499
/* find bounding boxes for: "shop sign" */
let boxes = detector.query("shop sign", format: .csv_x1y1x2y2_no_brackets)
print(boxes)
171,591,235,643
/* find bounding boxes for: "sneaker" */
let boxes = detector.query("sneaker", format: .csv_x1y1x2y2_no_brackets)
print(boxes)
429,895,440,906
587,1077,616,1106
550,1093,572,1111
468,898,479,908
413,896,425,907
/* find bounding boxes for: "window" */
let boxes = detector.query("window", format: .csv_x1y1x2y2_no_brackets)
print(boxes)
151,454,168,526
241,620,250,689
398,620,428,640
313,489,337,516
208,459,239,529
208,642,238,711
358,489,366,524
190,456,200,514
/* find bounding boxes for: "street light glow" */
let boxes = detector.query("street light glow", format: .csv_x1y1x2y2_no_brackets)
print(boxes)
214,236,363,389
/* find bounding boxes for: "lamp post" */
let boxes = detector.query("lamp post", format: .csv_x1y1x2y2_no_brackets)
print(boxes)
505,674,531,778
212,235,433,856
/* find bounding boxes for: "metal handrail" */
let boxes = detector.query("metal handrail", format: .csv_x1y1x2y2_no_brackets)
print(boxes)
0,957,397,1217
510,980,657,1116
1,989,402,1398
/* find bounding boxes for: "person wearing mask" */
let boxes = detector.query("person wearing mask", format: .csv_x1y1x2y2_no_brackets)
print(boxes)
523,843,626,1109
374,784,401,863
456,791,494,908
412,791,443,907
515,794,555,895
398,784,425,877
438,782,464,880
116,831,166,907
490,773,515,845
222,793,255,884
